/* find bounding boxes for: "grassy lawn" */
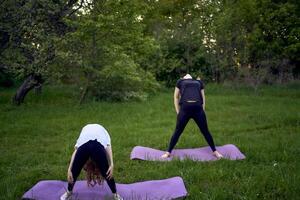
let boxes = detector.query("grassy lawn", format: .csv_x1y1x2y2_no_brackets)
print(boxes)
0,83,299,200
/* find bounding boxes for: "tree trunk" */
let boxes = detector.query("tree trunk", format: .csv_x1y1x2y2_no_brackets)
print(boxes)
13,74,43,105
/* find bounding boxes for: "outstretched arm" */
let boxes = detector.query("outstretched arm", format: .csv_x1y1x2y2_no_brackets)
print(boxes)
201,89,206,111
105,145,114,166
174,87,180,114
67,148,77,183
105,145,114,179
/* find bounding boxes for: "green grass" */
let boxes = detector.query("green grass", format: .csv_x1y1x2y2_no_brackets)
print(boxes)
0,83,299,200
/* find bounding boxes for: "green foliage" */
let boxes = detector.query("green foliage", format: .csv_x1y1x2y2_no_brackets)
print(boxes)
1,0,63,78
0,0,85,104
89,52,159,101
213,0,300,82
1,0,299,102
143,0,220,85
56,0,160,101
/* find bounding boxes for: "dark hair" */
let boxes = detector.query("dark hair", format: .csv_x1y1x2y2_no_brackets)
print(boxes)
177,67,188,78
83,158,104,187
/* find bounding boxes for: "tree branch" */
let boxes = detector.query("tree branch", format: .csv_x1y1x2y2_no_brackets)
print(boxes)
59,0,79,18
68,0,85,17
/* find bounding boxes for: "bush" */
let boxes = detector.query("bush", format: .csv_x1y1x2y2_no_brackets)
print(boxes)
88,53,160,101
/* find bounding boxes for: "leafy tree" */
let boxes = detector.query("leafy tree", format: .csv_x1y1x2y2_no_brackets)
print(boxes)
143,0,223,85
0,0,84,104
213,0,300,83
57,0,160,102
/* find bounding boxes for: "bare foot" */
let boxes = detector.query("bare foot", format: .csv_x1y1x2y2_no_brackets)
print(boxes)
161,152,171,158
213,151,223,159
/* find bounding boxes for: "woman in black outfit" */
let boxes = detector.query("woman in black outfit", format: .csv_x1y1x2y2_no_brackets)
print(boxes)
161,74,223,159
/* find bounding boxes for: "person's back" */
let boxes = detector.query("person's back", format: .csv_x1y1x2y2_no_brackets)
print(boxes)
176,79,204,105
75,124,111,149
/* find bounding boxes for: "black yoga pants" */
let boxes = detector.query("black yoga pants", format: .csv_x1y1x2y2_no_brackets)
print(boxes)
68,140,116,193
167,102,217,153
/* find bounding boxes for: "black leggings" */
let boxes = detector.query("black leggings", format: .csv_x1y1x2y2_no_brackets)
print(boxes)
167,102,217,153
68,140,116,193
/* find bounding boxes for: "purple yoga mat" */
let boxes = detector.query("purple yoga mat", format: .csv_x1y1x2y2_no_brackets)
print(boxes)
22,176,187,200
130,144,245,161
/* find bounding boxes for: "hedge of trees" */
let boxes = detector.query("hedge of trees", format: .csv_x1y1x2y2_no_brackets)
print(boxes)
1,0,299,104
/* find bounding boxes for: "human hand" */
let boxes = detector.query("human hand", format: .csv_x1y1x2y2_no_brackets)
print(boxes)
106,165,114,180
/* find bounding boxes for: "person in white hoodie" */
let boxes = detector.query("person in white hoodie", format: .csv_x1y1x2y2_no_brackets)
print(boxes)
60,124,123,200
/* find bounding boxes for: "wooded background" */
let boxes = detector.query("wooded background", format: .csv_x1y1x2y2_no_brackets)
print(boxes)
1,0,299,104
